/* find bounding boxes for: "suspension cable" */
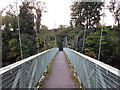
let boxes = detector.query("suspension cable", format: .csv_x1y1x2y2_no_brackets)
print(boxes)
34,22,40,53
65,36,68,47
98,0,106,61
0,11,3,67
82,22,87,53
55,37,57,47
76,35,78,50
44,39,46,50
16,0,23,59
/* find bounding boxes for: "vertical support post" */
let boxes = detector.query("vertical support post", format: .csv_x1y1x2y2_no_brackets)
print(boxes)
16,0,23,59
19,65,25,88
0,11,2,68
83,60,90,88
55,37,57,47
0,11,2,90
97,67,106,88
44,40,46,50
76,36,78,50
28,60,38,88
98,0,105,61
97,1,106,88
98,26,103,61
12,70,21,88
36,30,40,53
82,24,87,53
65,36,68,47
34,22,40,53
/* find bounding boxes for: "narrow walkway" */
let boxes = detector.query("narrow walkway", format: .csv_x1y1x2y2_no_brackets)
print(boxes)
43,51,76,88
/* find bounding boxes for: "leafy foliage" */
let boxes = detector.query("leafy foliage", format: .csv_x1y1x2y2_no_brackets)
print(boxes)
19,2,35,34
70,1,104,28
2,1,47,66
2,0,119,70
55,25,120,69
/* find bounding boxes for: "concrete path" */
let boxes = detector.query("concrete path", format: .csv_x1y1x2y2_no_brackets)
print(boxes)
43,51,76,88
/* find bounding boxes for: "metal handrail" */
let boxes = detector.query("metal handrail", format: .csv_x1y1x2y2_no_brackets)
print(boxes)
0,48,59,88
63,48,120,88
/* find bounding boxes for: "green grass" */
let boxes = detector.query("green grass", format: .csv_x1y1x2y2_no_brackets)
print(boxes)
37,53,57,88
39,80,44,87
65,53,83,89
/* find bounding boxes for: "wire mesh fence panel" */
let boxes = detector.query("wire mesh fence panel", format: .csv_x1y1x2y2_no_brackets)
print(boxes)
63,48,120,89
0,48,59,88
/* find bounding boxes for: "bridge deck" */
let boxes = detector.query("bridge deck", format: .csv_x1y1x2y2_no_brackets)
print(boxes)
43,51,77,88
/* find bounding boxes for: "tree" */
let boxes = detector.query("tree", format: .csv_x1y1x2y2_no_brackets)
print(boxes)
19,2,35,35
7,39,19,61
2,11,18,48
34,1,46,31
27,1,47,31
85,29,107,59
70,1,84,27
19,0,47,33
70,1,104,28
2,13,19,63
2,1,47,66
41,25,48,30
19,34,37,59
108,0,120,28
58,25,67,30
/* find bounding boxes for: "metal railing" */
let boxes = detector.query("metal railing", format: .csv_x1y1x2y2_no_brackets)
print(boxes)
64,48,120,88
0,48,59,88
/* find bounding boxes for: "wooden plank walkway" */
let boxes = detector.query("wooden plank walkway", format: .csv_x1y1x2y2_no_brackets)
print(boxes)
43,51,78,88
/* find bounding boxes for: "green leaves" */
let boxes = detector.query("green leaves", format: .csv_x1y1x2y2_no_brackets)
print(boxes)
19,2,35,35
57,25,119,69
7,39,19,59
70,1,104,28
20,34,37,58
2,1,46,64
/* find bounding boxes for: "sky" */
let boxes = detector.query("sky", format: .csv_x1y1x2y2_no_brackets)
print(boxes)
0,0,115,29
40,0,71,29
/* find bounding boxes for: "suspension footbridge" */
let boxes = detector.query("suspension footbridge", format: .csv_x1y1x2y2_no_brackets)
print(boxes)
0,48,120,88
0,0,120,89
